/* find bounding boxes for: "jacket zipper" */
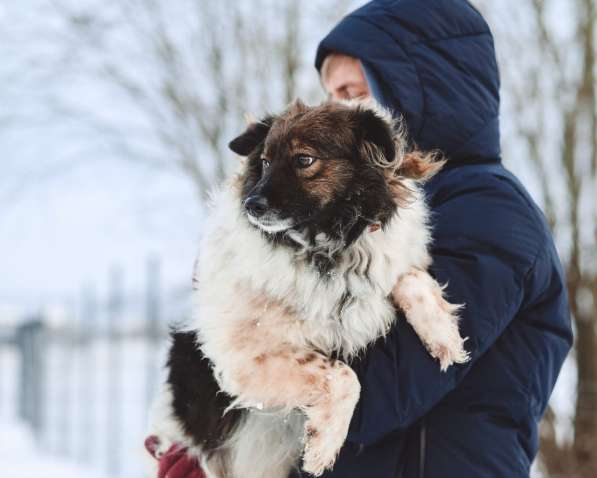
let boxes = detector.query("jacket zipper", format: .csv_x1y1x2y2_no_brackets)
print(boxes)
395,421,427,478
419,421,427,478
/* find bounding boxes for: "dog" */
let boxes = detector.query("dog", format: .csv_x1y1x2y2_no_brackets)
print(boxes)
147,99,469,478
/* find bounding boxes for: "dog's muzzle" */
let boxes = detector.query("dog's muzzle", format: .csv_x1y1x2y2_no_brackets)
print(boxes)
244,196,295,234
244,195,269,218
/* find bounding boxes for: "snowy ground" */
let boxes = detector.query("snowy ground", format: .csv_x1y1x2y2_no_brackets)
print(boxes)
0,336,170,478
1,421,104,478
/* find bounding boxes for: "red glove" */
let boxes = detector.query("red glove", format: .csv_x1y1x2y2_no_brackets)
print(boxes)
145,436,206,478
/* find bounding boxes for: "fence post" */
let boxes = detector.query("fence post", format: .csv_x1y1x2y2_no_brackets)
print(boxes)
145,256,162,412
16,318,46,443
78,285,97,464
107,267,123,477
57,308,74,457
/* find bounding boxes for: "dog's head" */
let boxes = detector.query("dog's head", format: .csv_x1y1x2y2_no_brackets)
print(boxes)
229,100,441,258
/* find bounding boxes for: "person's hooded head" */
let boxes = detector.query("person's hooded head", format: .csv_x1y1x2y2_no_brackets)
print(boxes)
315,0,501,165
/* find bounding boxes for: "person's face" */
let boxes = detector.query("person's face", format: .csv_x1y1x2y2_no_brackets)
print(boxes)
321,53,371,102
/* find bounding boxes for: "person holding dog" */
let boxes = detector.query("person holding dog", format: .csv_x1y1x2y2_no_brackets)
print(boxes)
311,1,572,477
146,1,572,477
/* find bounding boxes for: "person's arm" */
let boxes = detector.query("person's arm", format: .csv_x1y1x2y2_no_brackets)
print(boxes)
345,173,553,446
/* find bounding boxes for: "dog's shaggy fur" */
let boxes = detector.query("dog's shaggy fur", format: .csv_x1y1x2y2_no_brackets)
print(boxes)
148,100,469,478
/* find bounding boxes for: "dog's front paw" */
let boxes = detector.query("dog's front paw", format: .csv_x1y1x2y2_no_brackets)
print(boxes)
302,424,341,476
392,268,470,371
425,314,470,371
301,365,360,476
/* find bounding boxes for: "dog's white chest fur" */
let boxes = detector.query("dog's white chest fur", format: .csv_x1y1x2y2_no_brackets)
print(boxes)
192,180,431,360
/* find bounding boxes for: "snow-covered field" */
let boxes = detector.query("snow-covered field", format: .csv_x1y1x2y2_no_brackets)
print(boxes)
1,420,104,478
1,336,170,478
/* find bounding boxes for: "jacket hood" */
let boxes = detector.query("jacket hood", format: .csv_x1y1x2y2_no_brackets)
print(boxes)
315,0,501,163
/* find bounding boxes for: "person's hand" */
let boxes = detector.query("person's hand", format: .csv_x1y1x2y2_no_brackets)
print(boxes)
144,436,205,478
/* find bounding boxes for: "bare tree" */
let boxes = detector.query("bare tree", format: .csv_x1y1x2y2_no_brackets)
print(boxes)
34,0,349,203
475,1,596,476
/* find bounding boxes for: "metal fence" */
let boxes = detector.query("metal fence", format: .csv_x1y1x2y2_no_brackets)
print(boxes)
0,258,190,478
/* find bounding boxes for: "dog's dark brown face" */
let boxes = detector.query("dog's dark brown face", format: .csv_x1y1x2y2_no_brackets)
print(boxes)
229,101,422,263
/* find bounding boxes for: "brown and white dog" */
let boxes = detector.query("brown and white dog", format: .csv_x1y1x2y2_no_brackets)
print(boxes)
148,100,469,478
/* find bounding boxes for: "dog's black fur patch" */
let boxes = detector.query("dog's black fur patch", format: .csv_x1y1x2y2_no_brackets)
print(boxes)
167,331,245,453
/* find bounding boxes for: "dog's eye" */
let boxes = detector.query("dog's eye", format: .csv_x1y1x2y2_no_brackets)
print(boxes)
295,155,315,168
262,158,271,169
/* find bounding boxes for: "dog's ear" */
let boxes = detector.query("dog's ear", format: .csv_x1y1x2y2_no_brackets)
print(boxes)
288,98,308,115
398,150,445,181
353,107,396,166
228,116,275,156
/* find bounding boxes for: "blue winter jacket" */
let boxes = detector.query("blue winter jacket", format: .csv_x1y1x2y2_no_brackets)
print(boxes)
310,1,573,477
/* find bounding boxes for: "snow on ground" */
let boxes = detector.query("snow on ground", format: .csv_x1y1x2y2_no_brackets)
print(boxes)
0,337,171,478
1,420,105,478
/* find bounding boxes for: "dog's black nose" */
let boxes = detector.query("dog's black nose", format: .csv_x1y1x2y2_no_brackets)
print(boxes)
244,195,269,217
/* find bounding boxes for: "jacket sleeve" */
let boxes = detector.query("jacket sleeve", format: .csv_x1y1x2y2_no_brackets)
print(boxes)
345,173,550,446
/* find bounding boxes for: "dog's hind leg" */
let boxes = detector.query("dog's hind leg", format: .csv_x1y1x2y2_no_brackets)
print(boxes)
391,268,470,371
